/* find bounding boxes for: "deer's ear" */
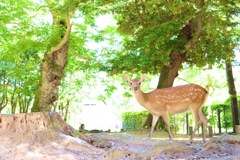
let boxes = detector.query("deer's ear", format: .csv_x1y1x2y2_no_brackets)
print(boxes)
124,75,131,83
140,74,147,82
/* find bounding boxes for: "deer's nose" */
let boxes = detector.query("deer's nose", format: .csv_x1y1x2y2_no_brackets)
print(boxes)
133,86,138,91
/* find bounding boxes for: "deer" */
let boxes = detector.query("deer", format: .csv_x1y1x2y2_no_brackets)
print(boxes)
124,73,208,143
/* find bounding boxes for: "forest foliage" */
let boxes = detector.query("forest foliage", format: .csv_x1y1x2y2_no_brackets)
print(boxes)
0,0,239,129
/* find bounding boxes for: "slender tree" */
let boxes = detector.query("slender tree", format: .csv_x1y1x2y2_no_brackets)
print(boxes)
225,59,239,132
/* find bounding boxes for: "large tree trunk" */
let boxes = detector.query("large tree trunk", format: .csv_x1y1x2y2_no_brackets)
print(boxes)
157,51,186,89
225,60,239,133
31,14,71,112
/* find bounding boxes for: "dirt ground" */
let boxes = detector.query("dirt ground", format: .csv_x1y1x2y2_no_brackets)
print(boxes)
1,112,240,160
1,130,240,160
91,130,240,160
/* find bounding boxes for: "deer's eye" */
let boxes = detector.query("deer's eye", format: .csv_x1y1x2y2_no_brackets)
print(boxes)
138,82,141,85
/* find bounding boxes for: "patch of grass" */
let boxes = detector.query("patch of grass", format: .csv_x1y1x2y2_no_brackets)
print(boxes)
120,129,204,141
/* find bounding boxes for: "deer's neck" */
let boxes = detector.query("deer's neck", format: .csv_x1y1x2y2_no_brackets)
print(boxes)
133,90,149,107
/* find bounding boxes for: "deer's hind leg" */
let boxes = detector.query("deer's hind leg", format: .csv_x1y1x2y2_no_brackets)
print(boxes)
162,113,173,140
190,106,202,143
199,109,208,142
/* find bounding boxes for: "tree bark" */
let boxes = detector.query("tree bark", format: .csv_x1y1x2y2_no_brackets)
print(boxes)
225,60,239,133
31,14,71,112
157,51,186,89
217,109,222,134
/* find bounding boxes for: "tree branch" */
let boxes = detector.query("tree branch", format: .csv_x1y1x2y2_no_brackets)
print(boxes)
68,45,89,61
180,0,204,54
48,14,71,55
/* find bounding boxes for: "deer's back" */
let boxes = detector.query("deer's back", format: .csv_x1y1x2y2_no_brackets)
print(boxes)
144,84,207,115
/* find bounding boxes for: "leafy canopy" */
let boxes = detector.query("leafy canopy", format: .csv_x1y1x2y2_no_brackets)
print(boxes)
98,0,240,74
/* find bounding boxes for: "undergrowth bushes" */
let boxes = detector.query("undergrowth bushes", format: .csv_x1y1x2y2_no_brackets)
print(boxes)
122,110,148,130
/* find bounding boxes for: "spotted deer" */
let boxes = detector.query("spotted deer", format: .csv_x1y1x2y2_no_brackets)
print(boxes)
124,74,208,142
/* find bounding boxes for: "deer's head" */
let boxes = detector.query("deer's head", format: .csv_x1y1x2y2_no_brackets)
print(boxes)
124,74,146,93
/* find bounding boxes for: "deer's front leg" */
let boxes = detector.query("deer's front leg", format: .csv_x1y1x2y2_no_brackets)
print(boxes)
149,115,159,138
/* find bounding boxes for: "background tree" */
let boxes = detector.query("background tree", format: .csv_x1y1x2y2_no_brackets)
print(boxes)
0,1,42,113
